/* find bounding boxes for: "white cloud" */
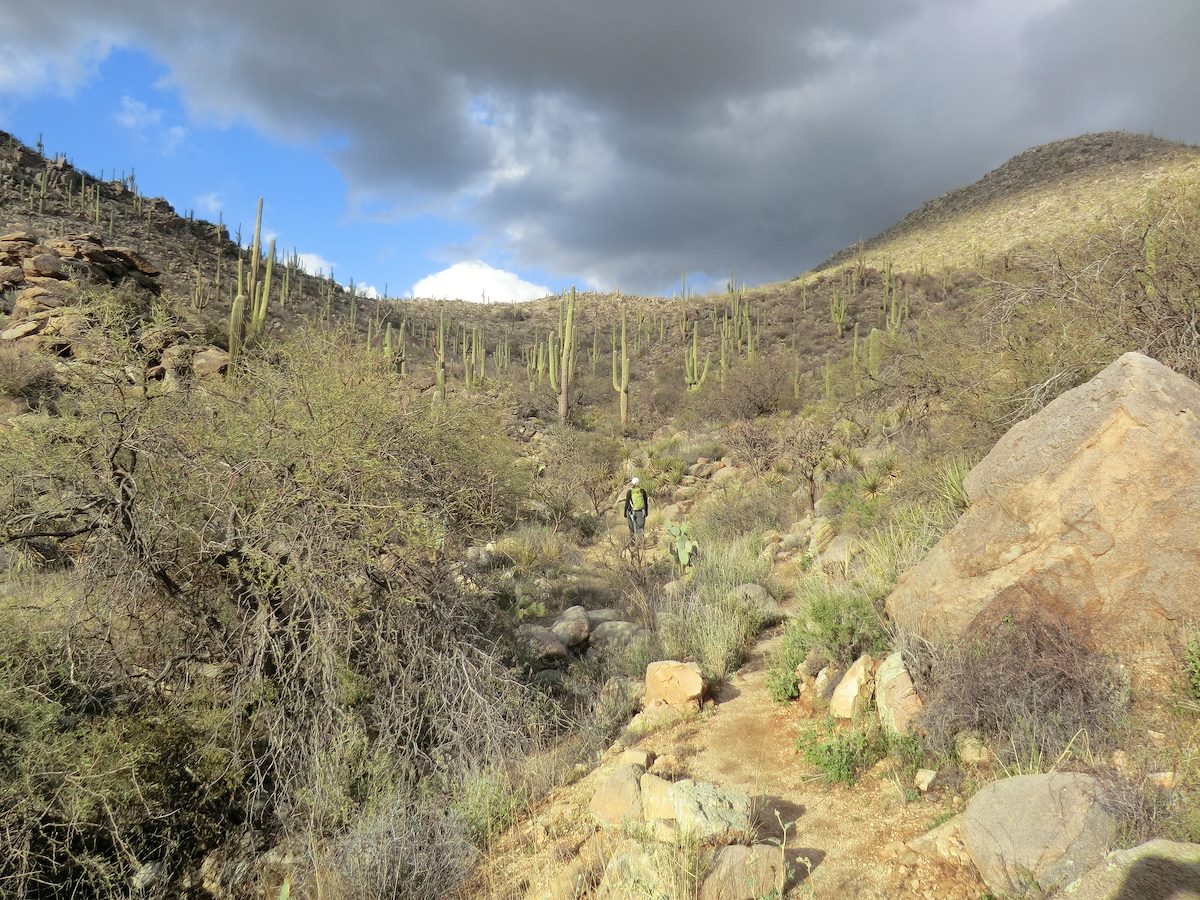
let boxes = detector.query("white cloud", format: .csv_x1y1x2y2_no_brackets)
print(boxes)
410,260,549,303
296,251,335,276
196,191,222,216
115,95,162,129
162,123,187,152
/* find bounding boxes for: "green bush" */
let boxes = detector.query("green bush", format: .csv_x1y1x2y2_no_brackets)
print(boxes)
1184,630,1200,701
797,718,887,785
766,577,887,701
450,769,526,848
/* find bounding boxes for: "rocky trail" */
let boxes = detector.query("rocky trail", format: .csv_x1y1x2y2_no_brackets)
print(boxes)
473,611,985,899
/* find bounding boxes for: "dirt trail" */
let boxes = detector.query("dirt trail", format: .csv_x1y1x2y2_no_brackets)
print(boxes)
640,628,980,898
476,623,985,899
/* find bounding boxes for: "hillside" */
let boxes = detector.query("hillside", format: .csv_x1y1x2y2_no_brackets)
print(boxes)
2,128,1199,900
816,130,1200,275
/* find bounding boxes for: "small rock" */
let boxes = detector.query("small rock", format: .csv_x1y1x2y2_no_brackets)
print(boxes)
876,651,923,735
1151,771,1179,791
617,749,655,769
0,320,42,341
905,814,971,867
954,731,993,767
589,620,651,655
192,347,230,377
914,769,938,792
813,665,843,702
516,624,568,663
728,583,780,619
649,754,682,778
586,608,624,628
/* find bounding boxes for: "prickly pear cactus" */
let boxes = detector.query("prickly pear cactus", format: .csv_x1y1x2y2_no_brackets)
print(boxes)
666,521,699,570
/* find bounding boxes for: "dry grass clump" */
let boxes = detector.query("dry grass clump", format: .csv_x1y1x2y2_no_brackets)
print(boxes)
908,614,1128,769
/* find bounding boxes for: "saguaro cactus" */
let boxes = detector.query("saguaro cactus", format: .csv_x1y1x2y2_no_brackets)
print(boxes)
556,287,577,422
684,321,710,392
611,305,630,430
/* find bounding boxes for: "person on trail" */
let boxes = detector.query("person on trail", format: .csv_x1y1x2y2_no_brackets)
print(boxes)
622,476,649,540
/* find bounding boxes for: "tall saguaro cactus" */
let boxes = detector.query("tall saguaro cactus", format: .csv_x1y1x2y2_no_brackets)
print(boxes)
684,321,710,392
611,304,630,430
435,310,447,402
556,287,577,423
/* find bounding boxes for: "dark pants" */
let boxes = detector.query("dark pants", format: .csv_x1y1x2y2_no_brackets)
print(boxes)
627,509,646,537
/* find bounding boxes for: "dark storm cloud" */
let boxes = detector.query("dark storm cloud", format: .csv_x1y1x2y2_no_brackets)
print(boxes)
1,0,1198,291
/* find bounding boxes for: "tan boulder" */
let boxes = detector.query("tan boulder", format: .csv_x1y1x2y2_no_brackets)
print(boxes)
962,772,1115,896
0,320,42,342
589,764,644,826
875,651,923,735
644,660,704,713
829,654,876,719
192,347,230,378
887,352,1200,674
699,844,786,900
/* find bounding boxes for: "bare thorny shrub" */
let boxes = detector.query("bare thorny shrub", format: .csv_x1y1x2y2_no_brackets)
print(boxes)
904,614,1129,770
0,332,556,898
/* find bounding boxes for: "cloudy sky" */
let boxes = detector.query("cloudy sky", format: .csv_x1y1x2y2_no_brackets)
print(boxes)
0,0,1198,300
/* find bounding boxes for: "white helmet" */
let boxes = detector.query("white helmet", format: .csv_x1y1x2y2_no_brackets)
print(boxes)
631,477,639,485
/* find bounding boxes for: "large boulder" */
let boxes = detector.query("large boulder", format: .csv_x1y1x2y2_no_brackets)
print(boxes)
1063,839,1200,899
887,353,1200,672
962,772,1115,895
516,624,568,664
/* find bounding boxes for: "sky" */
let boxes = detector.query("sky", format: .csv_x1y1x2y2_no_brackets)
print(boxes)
0,1,1198,302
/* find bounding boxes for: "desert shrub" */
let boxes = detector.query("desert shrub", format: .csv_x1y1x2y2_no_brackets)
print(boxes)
0,329,549,897
910,614,1129,768
715,353,793,420
0,347,58,408
313,794,473,900
654,535,774,682
0,616,239,898
449,769,527,848
797,718,888,785
1099,770,1200,849
689,479,794,543
494,524,578,576
1184,629,1200,701
722,419,784,473
767,576,887,700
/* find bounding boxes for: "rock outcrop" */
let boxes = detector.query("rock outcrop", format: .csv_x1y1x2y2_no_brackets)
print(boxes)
887,353,1200,672
961,772,1115,895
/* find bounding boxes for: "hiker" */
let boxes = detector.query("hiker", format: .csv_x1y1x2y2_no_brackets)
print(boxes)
622,476,649,540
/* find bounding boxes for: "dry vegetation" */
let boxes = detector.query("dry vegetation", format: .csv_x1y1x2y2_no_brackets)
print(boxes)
3,129,1200,897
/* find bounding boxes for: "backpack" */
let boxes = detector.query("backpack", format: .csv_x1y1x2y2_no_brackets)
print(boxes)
629,486,647,511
